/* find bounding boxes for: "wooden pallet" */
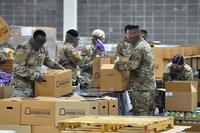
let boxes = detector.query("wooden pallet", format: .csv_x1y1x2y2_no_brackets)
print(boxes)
58,116,174,133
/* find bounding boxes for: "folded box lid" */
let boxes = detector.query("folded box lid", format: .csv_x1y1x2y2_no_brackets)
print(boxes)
165,81,198,92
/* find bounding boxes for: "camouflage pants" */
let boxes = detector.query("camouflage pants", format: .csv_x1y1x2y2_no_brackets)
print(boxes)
11,77,33,97
131,90,155,116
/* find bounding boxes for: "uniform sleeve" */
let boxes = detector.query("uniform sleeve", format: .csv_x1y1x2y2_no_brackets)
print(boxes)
115,43,121,56
13,46,40,80
116,49,141,71
43,49,65,69
78,56,92,71
185,68,194,81
162,63,172,82
65,47,82,66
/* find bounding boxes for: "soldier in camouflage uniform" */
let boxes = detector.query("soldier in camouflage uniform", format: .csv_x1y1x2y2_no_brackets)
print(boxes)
11,30,64,97
58,29,82,85
79,29,106,89
115,25,156,116
115,25,132,57
163,54,193,82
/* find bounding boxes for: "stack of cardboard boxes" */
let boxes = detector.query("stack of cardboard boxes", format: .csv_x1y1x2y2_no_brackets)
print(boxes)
0,96,118,133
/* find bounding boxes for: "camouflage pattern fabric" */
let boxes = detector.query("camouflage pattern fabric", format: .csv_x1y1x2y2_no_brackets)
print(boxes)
78,44,104,89
132,90,155,116
58,42,82,83
115,37,156,115
115,37,131,57
162,62,194,82
11,40,63,97
0,42,14,62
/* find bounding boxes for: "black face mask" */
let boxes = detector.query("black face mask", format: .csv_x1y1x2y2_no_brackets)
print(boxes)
128,36,140,44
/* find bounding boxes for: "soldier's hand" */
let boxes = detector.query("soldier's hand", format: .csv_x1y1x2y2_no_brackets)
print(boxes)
35,74,45,82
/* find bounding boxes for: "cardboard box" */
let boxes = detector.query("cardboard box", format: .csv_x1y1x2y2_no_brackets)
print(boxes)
165,81,198,112
0,97,22,125
21,97,56,126
0,125,31,133
162,48,171,59
55,98,99,126
32,126,59,133
100,64,129,91
192,46,200,55
177,47,185,55
35,69,72,97
154,58,164,78
21,96,101,126
103,96,118,115
183,47,193,56
170,47,178,58
95,98,109,115
92,57,110,87
152,48,162,59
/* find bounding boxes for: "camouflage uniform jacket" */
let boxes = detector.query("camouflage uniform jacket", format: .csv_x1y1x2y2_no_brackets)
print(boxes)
11,40,62,97
115,38,131,57
162,62,194,82
58,42,82,81
0,42,14,61
116,38,156,91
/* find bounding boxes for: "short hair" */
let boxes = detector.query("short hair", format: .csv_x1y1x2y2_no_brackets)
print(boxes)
127,25,140,31
124,25,132,33
66,29,79,37
172,54,184,65
33,30,46,39
141,29,148,34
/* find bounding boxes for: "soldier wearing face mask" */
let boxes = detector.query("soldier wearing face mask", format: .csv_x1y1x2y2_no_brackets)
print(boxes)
11,30,64,97
115,25,156,116
58,29,82,85
163,54,193,82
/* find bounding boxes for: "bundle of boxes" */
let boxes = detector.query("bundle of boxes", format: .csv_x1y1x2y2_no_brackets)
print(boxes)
0,96,118,133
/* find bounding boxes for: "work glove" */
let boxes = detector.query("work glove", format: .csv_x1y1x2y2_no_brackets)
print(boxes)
96,39,105,52
35,73,45,82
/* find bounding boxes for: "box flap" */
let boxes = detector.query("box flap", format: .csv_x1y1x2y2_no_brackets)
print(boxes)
101,64,115,69
165,81,198,92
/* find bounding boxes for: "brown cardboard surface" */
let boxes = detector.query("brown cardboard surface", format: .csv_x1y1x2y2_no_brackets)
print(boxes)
0,97,22,125
55,98,99,126
103,96,118,115
96,98,109,115
92,57,110,87
170,47,179,58
0,125,31,133
154,58,164,78
35,69,72,97
152,48,162,58
21,97,56,126
162,48,171,59
32,126,59,133
183,47,193,56
165,81,198,112
100,64,129,91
